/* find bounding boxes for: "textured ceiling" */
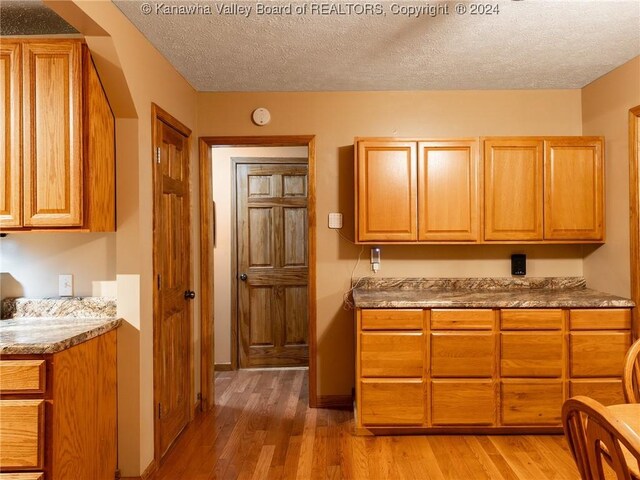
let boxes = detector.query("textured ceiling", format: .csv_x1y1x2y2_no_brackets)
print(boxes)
0,0,78,35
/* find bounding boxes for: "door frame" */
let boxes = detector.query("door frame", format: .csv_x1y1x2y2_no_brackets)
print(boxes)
151,103,194,462
232,156,310,369
199,136,318,408
630,105,640,339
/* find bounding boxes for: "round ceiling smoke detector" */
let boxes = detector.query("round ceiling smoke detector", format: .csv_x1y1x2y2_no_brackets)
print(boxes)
251,107,271,126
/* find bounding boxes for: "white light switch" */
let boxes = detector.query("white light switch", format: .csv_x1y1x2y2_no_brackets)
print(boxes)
328,213,343,229
59,274,73,297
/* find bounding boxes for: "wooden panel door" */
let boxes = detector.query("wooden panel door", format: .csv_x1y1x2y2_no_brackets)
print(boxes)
500,380,563,426
360,379,424,425
431,380,496,425
430,332,495,377
153,108,192,460
356,141,417,242
544,138,604,240
237,162,309,368
0,399,44,469
360,332,423,377
0,41,21,228
417,140,478,241
22,40,83,227
483,138,543,241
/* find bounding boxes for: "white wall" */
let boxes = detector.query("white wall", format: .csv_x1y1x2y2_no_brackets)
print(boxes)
212,146,308,365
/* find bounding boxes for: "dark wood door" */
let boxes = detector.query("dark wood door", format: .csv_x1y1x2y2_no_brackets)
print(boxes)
153,107,192,460
236,161,309,368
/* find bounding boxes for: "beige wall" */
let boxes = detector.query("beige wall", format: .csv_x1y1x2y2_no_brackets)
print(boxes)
198,90,585,396
212,146,309,366
582,56,640,298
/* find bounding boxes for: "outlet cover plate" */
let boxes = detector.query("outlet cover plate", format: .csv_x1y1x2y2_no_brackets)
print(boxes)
59,274,73,297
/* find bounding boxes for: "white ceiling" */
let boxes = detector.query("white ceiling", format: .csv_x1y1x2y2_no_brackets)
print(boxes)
113,0,640,92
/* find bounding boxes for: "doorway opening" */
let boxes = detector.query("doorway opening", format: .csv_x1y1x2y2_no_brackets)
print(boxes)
199,136,317,409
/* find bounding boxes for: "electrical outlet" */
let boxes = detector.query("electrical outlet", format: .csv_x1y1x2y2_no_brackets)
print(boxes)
59,274,73,297
328,213,343,229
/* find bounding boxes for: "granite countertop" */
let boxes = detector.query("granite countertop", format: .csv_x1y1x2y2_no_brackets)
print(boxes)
0,317,122,355
351,277,635,309
0,297,121,355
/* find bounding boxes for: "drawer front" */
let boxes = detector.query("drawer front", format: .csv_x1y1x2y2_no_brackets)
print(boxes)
569,309,631,330
0,474,45,480
431,309,494,330
360,309,423,330
360,379,424,425
360,332,423,377
501,380,563,426
570,332,631,377
0,360,46,394
500,309,563,330
431,380,496,425
500,332,563,377
431,332,494,377
0,400,44,469
569,380,625,406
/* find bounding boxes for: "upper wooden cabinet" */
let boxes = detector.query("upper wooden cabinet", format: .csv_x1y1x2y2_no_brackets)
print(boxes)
418,141,478,241
356,139,478,243
356,141,417,241
544,138,604,240
0,39,115,232
484,138,544,241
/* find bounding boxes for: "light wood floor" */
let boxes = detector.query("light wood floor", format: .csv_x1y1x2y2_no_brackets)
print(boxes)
151,369,580,479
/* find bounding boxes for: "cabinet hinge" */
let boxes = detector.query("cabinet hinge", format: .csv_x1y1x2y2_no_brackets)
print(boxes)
158,402,162,419
157,274,160,290
156,147,161,164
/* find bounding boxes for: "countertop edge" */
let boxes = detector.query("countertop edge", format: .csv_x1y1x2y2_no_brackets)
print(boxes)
0,318,123,355
353,300,636,309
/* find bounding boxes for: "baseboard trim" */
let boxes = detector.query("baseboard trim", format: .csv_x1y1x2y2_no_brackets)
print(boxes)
120,459,157,480
316,394,353,409
215,363,233,371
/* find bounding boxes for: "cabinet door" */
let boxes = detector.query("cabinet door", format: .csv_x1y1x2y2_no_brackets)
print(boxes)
417,140,478,241
22,40,83,227
500,332,563,378
544,138,604,240
431,380,495,425
0,41,21,228
501,380,563,426
569,379,625,406
360,379,424,425
360,332,423,377
431,332,494,377
569,331,630,377
483,138,543,241
356,141,417,242
0,399,45,469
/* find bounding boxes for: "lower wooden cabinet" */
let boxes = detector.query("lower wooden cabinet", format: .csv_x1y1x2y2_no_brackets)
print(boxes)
500,380,563,426
360,379,424,425
431,380,495,425
356,307,631,433
0,331,117,479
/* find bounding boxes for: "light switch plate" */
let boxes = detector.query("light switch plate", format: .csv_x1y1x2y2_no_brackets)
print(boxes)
328,212,343,229
59,274,73,297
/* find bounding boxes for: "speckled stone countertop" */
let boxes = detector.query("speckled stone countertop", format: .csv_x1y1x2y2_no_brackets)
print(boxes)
1,297,121,355
351,277,635,309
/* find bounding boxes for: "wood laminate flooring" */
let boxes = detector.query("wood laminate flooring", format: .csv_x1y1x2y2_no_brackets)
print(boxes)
151,369,581,479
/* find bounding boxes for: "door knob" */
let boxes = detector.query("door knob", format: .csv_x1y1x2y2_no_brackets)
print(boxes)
184,290,196,300
239,273,248,281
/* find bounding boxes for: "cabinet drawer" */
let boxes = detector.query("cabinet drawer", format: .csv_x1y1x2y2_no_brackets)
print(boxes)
569,332,630,377
0,400,44,469
569,380,625,406
431,332,494,377
431,309,494,330
431,380,495,425
500,309,563,330
360,379,424,425
569,309,631,330
0,474,44,480
500,332,563,377
361,309,423,330
501,380,563,426
361,332,423,377
0,360,46,393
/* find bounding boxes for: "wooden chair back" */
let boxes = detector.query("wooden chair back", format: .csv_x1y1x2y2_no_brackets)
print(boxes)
624,338,640,403
562,396,640,480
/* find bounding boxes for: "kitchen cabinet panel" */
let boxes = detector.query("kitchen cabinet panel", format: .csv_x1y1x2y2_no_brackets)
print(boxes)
360,309,423,330
417,140,478,241
569,331,631,377
500,332,563,378
360,332,423,378
430,309,494,330
569,309,631,330
484,138,543,241
360,379,424,425
431,380,495,425
431,332,494,378
501,380,563,426
569,379,625,406
0,400,44,469
500,309,563,330
356,141,417,242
